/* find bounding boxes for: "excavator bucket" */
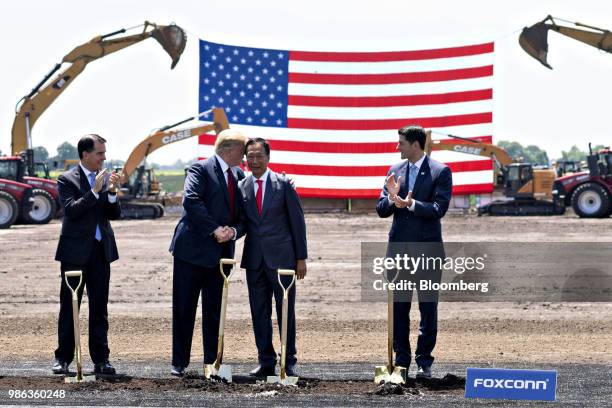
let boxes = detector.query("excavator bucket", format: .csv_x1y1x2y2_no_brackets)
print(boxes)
151,24,187,69
519,22,552,69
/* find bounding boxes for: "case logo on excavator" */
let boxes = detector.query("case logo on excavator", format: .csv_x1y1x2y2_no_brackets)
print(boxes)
453,145,482,155
162,130,192,145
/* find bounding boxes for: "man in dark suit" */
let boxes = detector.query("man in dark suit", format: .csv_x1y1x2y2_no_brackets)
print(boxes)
376,125,452,379
237,138,307,378
168,129,247,376
53,134,121,375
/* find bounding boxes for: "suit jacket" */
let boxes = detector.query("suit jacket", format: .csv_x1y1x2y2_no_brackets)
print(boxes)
55,166,121,265
238,170,308,270
169,157,246,268
376,155,452,243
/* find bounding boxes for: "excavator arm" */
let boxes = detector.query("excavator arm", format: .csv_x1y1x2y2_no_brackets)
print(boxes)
425,132,513,169
519,15,612,69
11,21,186,161
120,108,230,184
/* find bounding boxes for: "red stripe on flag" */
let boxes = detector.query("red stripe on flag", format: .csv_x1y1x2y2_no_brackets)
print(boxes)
288,66,493,85
296,183,493,198
289,42,494,62
287,112,492,130
288,89,493,108
198,134,493,153
269,160,492,177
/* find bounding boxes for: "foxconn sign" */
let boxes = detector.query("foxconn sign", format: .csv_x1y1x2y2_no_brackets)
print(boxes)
465,368,557,401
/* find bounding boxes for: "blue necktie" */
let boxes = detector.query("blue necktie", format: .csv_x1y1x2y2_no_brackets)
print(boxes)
408,164,417,192
88,172,102,241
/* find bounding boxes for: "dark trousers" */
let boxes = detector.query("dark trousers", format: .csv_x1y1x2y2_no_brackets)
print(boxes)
172,257,227,367
393,288,439,369
55,241,111,365
246,264,297,367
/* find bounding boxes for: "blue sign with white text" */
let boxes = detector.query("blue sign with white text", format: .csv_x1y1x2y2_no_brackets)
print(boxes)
465,368,557,401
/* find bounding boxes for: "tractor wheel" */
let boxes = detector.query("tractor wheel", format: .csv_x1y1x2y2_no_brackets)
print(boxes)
571,183,610,218
23,188,56,224
0,191,19,229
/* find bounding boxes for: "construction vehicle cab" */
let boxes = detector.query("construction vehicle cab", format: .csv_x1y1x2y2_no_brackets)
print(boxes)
0,155,58,223
504,163,534,198
426,133,563,215
121,165,161,198
554,160,582,177
555,144,612,218
588,147,612,178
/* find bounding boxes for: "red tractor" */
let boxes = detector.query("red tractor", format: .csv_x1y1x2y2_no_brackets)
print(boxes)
554,144,612,218
0,179,34,229
0,156,58,224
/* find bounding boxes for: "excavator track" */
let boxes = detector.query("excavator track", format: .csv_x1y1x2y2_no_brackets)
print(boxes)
119,200,165,219
478,199,566,216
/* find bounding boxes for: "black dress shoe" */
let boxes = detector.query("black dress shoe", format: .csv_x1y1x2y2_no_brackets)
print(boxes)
94,360,116,375
170,366,186,377
249,365,276,378
285,364,297,377
52,358,68,375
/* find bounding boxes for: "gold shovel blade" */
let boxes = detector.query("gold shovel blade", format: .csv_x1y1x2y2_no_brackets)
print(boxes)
204,363,232,382
266,375,299,386
65,374,96,383
374,365,407,384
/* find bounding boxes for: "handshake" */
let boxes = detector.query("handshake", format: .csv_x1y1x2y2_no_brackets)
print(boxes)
213,226,236,243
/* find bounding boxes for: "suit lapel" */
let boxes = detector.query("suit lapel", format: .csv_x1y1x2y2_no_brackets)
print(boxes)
261,171,277,219
76,166,91,195
243,176,259,220
398,161,409,197
212,157,230,207
411,155,429,198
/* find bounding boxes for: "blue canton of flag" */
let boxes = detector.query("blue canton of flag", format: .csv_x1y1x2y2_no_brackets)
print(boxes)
199,40,289,127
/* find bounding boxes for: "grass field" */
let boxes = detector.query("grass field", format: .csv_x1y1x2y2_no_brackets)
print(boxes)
156,171,185,193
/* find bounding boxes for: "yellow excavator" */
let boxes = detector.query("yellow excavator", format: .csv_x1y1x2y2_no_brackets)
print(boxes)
2,21,186,224
115,107,230,219
426,133,565,216
519,15,612,69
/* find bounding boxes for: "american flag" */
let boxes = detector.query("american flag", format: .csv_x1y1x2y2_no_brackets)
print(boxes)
198,39,494,198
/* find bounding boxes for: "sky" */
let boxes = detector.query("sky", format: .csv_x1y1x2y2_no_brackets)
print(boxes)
1,0,611,165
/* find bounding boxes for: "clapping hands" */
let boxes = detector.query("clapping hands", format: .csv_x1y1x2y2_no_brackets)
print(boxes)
391,191,413,208
385,172,413,208
214,226,235,243
108,171,120,193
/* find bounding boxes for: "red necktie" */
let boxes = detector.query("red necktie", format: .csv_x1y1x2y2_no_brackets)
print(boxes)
227,168,235,218
256,179,263,215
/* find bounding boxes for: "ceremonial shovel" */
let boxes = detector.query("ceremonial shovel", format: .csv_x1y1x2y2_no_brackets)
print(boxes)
204,258,237,382
267,269,298,386
374,269,407,384
63,271,96,383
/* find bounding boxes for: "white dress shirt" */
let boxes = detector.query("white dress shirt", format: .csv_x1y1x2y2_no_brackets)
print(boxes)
215,154,238,184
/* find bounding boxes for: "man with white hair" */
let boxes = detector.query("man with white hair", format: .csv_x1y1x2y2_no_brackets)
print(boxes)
168,129,247,376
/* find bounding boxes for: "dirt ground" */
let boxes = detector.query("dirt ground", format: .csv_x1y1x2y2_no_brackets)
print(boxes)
0,210,610,370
